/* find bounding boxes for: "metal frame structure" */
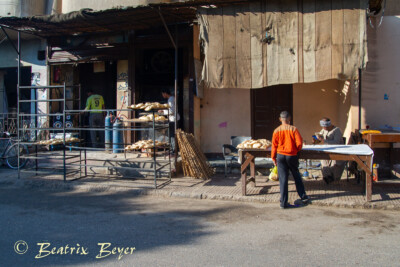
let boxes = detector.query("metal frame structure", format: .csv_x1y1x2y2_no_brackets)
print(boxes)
1,5,183,177
63,107,172,188
15,81,172,187
16,84,82,180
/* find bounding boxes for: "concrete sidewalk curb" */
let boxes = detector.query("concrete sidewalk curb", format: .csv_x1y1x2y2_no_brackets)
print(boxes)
1,177,399,211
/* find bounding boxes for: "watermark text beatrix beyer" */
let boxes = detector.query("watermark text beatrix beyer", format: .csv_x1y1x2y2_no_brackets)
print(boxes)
14,241,136,260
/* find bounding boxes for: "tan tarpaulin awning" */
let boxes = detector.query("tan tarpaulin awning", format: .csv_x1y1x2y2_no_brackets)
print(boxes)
198,0,369,89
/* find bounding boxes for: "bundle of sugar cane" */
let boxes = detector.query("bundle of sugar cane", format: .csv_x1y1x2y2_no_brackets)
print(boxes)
176,130,214,180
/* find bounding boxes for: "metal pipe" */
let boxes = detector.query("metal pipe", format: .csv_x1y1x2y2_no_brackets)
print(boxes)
358,68,362,130
153,110,157,188
158,8,177,49
19,99,65,103
17,30,21,179
63,83,66,181
0,23,44,38
174,24,178,167
18,85,72,89
0,27,18,53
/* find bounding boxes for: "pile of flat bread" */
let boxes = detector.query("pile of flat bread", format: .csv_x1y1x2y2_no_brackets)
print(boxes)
128,102,170,111
35,137,81,145
125,139,168,151
138,114,168,122
236,139,272,149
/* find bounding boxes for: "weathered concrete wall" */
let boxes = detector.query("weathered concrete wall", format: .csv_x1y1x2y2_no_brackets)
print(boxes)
0,39,46,68
0,0,47,17
200,87,251,153
383,0,400,16
293,79,353,144
362,16,400,131
61,0,175,13
200,79,356,153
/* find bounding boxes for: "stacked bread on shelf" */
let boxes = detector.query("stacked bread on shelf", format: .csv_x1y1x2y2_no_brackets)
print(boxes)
125,139,168,151
236,139,272,149
137,114,168,122
128,102,170,111
35,137,81,145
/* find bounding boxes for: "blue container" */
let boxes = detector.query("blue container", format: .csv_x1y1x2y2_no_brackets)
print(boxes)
112,118,124,153
105,112,113,151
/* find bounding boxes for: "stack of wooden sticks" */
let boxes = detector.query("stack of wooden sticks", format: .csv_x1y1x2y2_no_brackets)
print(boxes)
176,130,215,179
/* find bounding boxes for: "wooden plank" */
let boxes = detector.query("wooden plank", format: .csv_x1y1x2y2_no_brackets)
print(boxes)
265,0,280,85
364,134,400,143
239,148,370,162
193,24,201,60
297,0,304,83
350,155,372,175
249,1,263,88
261,0,268,87
302,0,316,83
222,6,237,88
366,156,373,202
235,4,252,88
343,0,360,79
315,0,332,81
331,0,344,78
277,0,299,84
241,171,247,195
359,0,368,70
250,158,255,178
241,154,253,173
206,8,224,88
367,143,391,149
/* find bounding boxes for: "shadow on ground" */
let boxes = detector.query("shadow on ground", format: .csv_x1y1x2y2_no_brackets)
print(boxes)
0,185,228,266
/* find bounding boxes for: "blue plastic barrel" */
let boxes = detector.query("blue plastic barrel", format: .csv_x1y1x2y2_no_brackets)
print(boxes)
112,118,124,153
105,112,113,151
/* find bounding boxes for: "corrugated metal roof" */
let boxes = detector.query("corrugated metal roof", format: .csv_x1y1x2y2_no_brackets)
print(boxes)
0,0,255,37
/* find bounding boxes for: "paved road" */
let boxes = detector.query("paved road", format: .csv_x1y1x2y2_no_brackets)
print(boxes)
0,183,399,267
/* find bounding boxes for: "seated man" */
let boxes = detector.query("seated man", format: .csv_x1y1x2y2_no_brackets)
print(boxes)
316,117,345,184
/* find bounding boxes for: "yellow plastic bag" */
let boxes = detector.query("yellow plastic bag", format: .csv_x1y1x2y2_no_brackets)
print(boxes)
269,166,279,181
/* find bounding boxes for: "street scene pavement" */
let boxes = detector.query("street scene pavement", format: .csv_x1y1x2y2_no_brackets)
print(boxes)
1,175,400,267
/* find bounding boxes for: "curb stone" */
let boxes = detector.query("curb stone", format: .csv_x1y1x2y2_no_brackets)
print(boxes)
1,176,400,211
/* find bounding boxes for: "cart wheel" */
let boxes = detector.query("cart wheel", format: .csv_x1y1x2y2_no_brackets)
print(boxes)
5,143,29,169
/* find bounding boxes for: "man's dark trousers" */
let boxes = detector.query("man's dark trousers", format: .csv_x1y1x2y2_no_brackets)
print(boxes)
277,153,307,206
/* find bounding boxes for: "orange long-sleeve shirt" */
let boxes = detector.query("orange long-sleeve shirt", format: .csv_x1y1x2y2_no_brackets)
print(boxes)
271,124,303,160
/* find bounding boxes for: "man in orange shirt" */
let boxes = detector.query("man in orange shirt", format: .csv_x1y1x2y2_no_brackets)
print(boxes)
271,111,310,209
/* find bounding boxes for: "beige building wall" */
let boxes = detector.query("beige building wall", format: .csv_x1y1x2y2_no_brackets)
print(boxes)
0,0,47,17
362,16,400,131
293,79,354,144
384,0,400,16
201,79,358,153
200,87,251,153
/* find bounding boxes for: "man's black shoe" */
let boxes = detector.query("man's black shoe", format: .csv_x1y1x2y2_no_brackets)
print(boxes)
301,197,311,205
280,204,294,209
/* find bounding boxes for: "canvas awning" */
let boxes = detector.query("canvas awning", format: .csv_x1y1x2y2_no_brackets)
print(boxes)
198,0,369,89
